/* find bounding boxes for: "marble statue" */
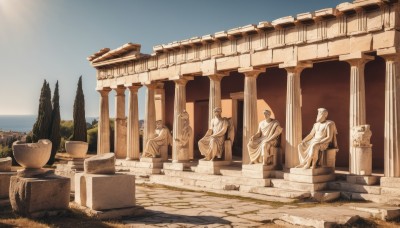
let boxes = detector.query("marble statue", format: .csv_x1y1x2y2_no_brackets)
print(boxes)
198,107,234,161
143,120,172,158
351,124,372,147
174,110,193,156
248,110,282,165
296,108,338,169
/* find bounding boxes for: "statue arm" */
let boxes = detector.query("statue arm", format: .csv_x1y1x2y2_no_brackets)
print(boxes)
265,124,283,142
250,126,262,141
302,124,316,142
152,128,167,141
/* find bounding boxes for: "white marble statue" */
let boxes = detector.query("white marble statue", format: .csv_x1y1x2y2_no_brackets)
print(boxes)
248,110,282,165
351,124,372,148
296,108,338,169
143,120,172,158
174,110,192,155
198,107,234,161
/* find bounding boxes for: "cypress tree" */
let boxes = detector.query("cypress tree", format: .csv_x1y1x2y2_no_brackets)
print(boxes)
48,81,61,165
72,76,87,142
32,80,52,142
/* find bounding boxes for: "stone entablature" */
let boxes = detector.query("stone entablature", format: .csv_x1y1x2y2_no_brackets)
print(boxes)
89,0,399,90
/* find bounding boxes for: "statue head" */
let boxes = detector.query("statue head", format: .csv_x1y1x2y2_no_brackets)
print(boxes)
316,108,328,123
263,110,272,120
179,110,190,125
214,107,222,118
155,120,163,129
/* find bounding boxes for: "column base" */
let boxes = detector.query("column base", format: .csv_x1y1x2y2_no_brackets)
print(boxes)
194,160,231,175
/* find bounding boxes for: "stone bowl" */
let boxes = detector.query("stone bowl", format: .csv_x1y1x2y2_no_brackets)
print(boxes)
12,139,52,169
65,141,88,159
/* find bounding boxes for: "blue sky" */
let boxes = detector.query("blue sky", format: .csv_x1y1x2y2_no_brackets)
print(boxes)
0,0,345,119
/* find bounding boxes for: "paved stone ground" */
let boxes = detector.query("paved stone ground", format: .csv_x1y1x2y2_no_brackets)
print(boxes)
121,184,397,228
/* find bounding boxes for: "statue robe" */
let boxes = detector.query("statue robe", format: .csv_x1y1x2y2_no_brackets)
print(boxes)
144,127,171,158
247,119,282,164
298,120,337,166
198,117,229,160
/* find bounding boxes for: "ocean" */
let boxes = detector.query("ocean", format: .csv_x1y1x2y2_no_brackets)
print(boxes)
0,115,97,133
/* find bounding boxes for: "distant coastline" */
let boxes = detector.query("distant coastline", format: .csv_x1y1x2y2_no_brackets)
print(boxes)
0,115,98,133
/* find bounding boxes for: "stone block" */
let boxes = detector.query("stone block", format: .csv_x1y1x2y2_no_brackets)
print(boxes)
75,173,135,211
284,173,336,184
0,172,15,198
0,157,12,172
346,175,379,186
349,203,400,221
380,177,400,188
271,179,327,192
240,185,311,199
311,191,340,202
195,160,231,175
328,181,381,195
84,153,115,174
55,168,79,192
381,187,400,197
139,157,163,163
242,164,274,178
9,175,70,217
71,202,145,220
289,167,334,176
328,38,350,57
163,162,191,171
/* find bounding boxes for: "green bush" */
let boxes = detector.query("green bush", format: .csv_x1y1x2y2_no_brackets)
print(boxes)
87,127,97,154
60,120,73,139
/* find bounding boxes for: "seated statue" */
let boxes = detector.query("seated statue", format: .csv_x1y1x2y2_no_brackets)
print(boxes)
143,120,172,158
248,110,282,165
198,107,234,161
296,108,338,169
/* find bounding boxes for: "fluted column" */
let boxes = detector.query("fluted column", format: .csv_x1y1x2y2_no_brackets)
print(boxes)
239,68,264,164
113,86,126,159
378,49,400,177
143,83,157,151
155,82,166,123
97,88,111,154
280,61,312,168
340,52,374,174
172,78,190,162
126,85,141,160
208,74,225,126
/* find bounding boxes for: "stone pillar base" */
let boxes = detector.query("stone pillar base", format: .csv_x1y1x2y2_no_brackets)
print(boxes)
75,173,135,211
350,147,372,175
194,160,231,175
242,164,275,178
346,175,379,186
0,172,15,199
9,174,70,218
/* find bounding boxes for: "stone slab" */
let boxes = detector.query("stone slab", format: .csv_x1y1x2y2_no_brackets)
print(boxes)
240,185,311,199
346,175,380,186
380,177,400,188
381,187,400,197
342,192,400,206
242,169,274,179
163,162,192,171
271,179,327,192
195,160,231,175
71,202,145,220
198,160,231,167
219,167,242,177
75,173,135,211
0,157,12,172
140,157,163,163
84,153,115,174
311,191,340,202
284,173,335,184
328,181,381,195
349,203,400,221
9,174,70,217
0,172,15,199
289,167,334,176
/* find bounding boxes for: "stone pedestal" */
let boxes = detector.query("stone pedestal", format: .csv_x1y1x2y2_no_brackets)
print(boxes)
350,147,372,175
242,164,274,178
163,161,192,171
138,157,163,174
55,159,85,192
9,173,70,218
195,160,231,175
0,172,15,199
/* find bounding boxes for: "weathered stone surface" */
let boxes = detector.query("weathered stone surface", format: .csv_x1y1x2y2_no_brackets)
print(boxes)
0,157,12,172
84,153,115,174
289,167,334,176
75,173,135,211
349,203,400,221
9,175,70,217
0,172,15,199
346,175,380,186
311,191,340,202
71,202,144,220
381,177,400,188
12,139,52,169
55,168,79,192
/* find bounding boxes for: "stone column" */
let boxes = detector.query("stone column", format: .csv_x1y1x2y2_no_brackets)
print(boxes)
97,88,111,154
239,68,264,165
155,82,166,123
378,48,400,177
208,74,225,126
143,83,157,151
113,86,126,159
340,52,374,174
172,78,190,162
126,85,141,160
279,61,312,168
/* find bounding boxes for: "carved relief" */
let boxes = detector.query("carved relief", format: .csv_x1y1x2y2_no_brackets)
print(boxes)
351,124,372,148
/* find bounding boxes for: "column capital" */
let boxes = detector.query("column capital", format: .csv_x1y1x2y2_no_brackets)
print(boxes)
143,82,157,89
279,61,313,73
174,76,193,86
208,74,225,81
339,52,374,66
112,86,126,95
96,87,112,96
126,84,142,92
377,47,400,61
238,67,265,77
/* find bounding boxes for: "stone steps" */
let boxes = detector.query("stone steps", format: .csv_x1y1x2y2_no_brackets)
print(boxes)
328,181,381,195
271,179,327,192
283,172,336,183
116,166,161,175
239,185,311,199
219,167,242,177
341,192,400,206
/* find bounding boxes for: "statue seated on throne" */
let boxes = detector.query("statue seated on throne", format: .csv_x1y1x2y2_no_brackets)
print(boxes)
198,107,234,161
296,108,338,169
143,120,172,159
247,110,283,167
